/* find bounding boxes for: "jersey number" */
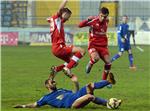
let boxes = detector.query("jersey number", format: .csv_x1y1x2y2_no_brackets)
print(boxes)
56,95,64,100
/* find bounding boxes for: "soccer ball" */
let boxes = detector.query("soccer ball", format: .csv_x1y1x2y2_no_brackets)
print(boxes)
107,98,122,109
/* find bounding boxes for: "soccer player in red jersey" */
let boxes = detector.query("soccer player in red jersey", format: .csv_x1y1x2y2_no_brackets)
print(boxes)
47,0,85,87
78,7,112,81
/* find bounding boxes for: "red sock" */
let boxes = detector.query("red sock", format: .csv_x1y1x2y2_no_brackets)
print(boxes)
67,52,83,69
102,71,108,80
55,64,65,72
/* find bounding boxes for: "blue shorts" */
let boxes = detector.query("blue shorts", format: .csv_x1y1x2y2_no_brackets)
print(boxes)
118,42,131,52
118,36,131,52
63,86,87,108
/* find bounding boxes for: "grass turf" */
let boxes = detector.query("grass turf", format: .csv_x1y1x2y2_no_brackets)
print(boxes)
1,46,150,111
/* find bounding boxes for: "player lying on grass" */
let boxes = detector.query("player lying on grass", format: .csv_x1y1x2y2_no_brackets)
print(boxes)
111,15,136,70
47,0,85,89
14,73,121,109
78,7,113,82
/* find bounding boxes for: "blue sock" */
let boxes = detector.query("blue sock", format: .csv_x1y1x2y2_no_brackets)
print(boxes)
93,97,107,106
94,80,110,89
128,54,134,66
111,54,121,62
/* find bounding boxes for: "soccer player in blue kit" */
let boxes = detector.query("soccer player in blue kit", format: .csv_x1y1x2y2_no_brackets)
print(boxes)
13,73,121,109
111,15,136,70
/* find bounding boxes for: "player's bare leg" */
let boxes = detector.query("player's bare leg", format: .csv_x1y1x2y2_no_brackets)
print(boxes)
72,94,109,108
71,94,94,108
86,50,100,74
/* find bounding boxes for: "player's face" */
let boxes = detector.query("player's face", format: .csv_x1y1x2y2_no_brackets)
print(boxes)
98,13,107,22
122,17,128,23
62,12,71,22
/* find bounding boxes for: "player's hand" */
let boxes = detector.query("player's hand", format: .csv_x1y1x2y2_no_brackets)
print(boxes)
121,38,125,43
13,104,26,108
87,16,94,22
71,75,78,82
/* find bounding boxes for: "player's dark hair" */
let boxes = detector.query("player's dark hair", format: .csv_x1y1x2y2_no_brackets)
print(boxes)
60,8,72,14
99,7,109,16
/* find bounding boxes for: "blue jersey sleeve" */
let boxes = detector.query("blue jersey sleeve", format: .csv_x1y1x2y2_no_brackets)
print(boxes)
37,96,47,107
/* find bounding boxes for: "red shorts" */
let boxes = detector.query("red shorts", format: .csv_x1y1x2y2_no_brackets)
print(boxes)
52,44,73,63
88,45,109,61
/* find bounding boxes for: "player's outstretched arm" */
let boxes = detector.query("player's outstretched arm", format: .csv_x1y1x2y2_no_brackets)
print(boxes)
78,16,94,28
13,102,38,108
71,75,80,92
58,0,68,14
78,20,89,28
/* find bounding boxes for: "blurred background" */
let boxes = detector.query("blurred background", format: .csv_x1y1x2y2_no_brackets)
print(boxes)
1,0,150,46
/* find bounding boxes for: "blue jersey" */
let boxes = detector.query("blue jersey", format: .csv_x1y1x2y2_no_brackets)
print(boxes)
117,23,131,51
37,87,87,108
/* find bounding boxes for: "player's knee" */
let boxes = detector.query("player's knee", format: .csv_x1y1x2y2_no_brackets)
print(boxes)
78,47,86,56
73,47,85,56
81,48,86,56
93,56,100,62
128,49,132,54
104,58,111,64
86,94,95,101
118,52,123,56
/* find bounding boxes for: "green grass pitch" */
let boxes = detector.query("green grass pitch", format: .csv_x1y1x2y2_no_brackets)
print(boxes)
1,46,150,111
